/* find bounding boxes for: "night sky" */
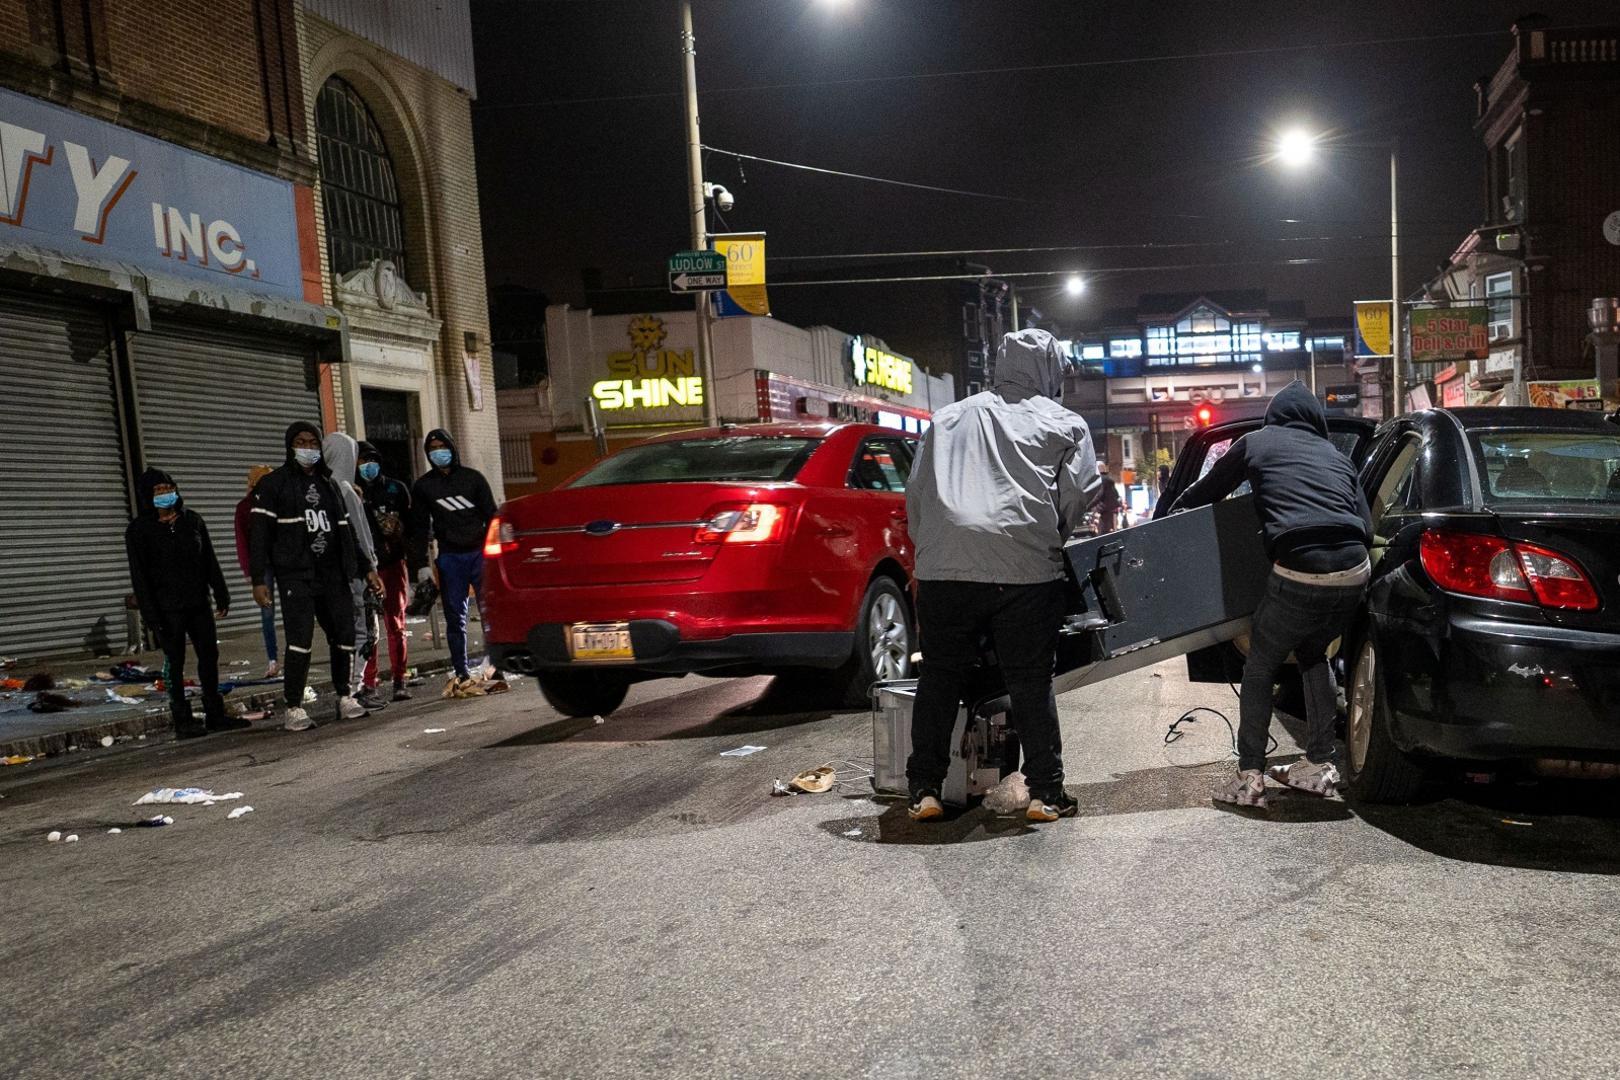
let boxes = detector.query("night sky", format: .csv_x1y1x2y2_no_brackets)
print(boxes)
470,1,1617,368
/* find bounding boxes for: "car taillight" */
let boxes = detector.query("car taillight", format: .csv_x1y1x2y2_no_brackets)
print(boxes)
695,503,787,544
1419,530,1599,611
483,516,517,558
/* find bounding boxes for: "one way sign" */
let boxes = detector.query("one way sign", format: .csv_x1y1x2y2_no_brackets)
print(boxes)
668,251,728,293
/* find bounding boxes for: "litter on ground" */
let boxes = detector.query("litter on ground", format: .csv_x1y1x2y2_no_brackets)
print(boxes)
137,815,174,827
134,788,244,806
63,834,79,843
843,829,863,837
2,754,33,766
423,727,446,734
46,831,61,842
720,745,767,757
99,735,114,747
227,806,254,819
107,828,122,835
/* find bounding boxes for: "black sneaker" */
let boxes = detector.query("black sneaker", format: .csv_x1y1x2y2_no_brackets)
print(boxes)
907,787,944,822
174,724,209,740
206,714,253,733
391,682,413,702
355,689,389,712
1026,789,1078,822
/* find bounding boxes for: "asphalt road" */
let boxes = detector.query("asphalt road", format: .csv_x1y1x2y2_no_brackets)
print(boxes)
4,663,1620,1080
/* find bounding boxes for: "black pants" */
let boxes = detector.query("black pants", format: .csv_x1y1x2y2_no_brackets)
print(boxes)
156,606,223,731
906,579,1066,797
1237,572,1365,772
278,576,356,709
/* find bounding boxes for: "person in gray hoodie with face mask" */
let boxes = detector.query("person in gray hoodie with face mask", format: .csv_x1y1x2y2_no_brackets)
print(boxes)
322,432,386,713
903,328,1100,823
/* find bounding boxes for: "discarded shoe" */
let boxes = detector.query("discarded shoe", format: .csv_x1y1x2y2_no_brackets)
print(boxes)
788,766,836,794
483,679,510,695
1212,768,1268,809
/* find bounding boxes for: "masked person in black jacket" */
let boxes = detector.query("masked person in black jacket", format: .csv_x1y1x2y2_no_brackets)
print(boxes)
408,428,506,697
1171,381,1374,809
125,469,247,738
357,440,413,702
249,421,364,731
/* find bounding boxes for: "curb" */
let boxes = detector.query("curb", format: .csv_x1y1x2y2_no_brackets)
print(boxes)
0,656,463,760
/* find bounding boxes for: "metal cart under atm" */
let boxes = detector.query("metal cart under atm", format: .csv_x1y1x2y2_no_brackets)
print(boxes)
873,495,1274,805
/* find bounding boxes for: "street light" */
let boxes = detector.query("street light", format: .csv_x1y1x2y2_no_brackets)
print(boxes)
1271,126,1404,416
1065,274,1086,296
1274,129,1316,168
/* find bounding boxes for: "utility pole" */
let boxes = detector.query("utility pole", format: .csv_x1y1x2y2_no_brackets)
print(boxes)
680,0,720,427
1389,138,1403,416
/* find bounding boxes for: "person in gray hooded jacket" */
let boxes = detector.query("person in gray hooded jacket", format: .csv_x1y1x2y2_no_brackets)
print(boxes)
904,328,1099,822
321,432,385,715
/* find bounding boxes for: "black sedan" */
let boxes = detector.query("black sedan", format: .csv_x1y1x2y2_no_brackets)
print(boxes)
1159,406,1620,802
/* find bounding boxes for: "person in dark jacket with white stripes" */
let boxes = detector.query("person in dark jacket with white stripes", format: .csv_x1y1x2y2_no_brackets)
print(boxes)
249,421,374,731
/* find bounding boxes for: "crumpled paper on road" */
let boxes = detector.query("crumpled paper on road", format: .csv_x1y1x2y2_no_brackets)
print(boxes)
982,771,1030,815
133,787,244,806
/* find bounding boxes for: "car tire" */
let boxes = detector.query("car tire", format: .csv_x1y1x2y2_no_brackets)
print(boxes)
1342,637,1427,804
837,577,914,708
537,671,631,718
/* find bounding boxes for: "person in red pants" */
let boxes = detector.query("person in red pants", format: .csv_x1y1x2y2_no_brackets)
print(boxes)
356,441,414,703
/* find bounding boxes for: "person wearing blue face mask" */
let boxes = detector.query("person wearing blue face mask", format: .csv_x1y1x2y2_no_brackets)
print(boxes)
125,468,245,739
357,441,413,703
408,428,507,698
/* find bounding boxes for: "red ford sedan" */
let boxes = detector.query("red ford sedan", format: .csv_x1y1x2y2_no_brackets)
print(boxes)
482,422,919,717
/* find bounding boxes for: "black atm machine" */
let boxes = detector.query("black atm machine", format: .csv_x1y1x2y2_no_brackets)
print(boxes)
872,496,1271,804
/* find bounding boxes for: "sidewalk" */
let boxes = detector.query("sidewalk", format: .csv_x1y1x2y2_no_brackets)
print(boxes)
0,612,490,760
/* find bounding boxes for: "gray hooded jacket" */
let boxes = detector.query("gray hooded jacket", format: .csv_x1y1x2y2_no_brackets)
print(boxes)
907,329,1100,584
322,432,378,575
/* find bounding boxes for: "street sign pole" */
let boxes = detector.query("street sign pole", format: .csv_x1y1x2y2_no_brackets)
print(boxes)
679,0,719,427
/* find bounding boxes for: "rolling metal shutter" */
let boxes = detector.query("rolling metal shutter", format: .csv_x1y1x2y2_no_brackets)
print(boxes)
0,290,130,658
131,322,323,636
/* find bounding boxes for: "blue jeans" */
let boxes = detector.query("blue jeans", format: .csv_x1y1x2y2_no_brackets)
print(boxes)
258,567,278,662
437,549,487,680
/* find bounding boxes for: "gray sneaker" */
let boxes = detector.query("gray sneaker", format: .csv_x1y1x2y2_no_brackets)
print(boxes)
283,706,315,732
336,695,369,721
1212,768,1267,808
1267,760,1341,797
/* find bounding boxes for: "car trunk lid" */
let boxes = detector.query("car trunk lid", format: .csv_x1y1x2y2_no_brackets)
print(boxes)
497,483,793,587
1495,511,1620,629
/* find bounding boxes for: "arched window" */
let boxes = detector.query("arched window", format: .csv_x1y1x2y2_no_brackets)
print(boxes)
315,77,407,279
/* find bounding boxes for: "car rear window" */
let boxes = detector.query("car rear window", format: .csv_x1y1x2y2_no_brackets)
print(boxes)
1470,429,1620,506
568,436,821,488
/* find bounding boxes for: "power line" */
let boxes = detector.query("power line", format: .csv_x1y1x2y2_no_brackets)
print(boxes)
768,231,1480,263
700,145,1032,202
477,29,1504,110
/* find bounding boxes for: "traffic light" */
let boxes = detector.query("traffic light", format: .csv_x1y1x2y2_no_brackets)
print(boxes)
1195,405,1214,427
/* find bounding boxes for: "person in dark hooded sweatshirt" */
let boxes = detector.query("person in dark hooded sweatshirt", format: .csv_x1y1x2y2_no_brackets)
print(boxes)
249,421,365,731
904,328,1100,823
1171,380,1374,809
408,428,506,697
125,469,246,738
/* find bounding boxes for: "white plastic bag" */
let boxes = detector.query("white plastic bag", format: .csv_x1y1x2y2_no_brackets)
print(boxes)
982,771,1030,815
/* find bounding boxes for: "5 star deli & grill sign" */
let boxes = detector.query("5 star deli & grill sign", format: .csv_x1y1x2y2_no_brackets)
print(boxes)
591,315,704,411
1408,306,1489,364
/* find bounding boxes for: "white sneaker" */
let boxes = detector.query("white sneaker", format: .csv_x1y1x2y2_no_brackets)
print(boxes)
264,660,281,680
1212,768,1268,808
302,685,317,705
283,706,315,732
337,695,369,721
1267,759,1342,797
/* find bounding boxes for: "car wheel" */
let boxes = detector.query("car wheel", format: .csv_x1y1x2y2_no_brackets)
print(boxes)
537,671,631,718
838,577,913,707
1341,637,1426,804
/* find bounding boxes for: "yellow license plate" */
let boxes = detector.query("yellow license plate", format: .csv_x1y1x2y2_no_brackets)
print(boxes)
569,623,633,661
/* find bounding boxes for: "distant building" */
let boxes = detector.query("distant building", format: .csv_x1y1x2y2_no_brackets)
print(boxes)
496,306,952,494
1424,16,1620,408
1061,290,1358,491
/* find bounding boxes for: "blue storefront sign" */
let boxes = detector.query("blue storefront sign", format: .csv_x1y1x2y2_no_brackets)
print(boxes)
0,87,302,299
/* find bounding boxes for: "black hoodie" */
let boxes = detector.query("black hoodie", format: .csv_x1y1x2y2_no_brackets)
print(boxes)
125,468,230,621
408,427,496,567
1172,381,1373,569
357,440,412,569
248,421,359,586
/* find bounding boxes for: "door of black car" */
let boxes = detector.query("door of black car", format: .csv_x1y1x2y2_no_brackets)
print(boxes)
1150,414,1377,682
1153,416,1379,520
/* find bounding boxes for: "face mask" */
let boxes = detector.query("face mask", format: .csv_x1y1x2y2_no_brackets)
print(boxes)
152,492,179,510
359,462,381,482
428,448,453,468
294,448,322,468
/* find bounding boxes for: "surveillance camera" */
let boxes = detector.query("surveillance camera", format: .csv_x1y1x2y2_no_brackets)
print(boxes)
706,182,735,213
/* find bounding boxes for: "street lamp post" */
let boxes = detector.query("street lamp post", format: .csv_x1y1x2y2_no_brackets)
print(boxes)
679,0,720,427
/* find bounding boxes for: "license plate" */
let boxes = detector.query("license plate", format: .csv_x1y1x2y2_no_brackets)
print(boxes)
569,623,633,661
